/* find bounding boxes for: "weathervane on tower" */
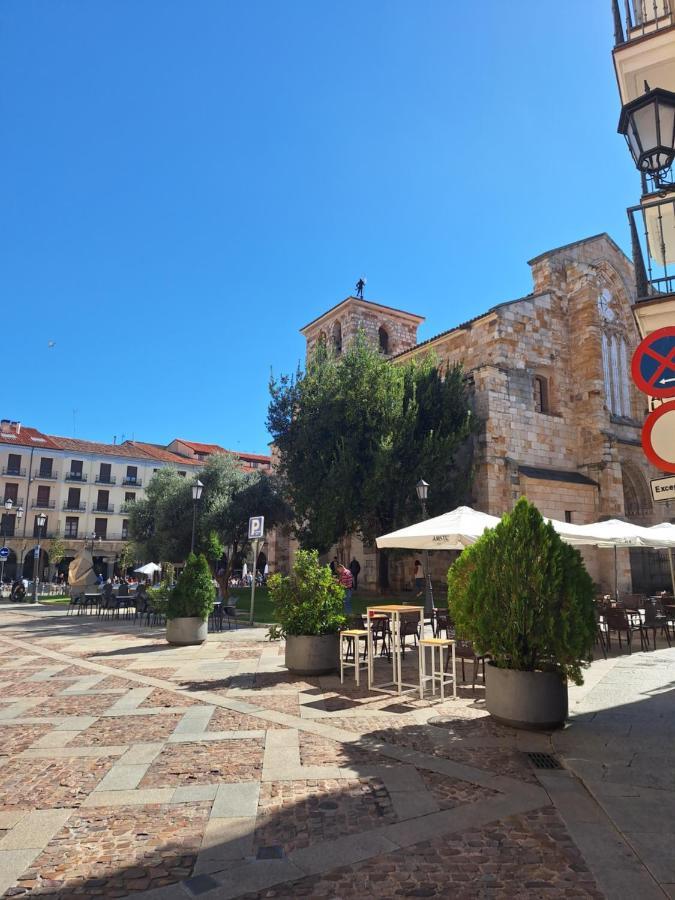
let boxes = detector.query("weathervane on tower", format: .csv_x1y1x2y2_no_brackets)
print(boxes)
355,277,366,299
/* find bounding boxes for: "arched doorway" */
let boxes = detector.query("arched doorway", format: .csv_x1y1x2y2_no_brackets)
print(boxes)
622,463,668,593
21,548,50,581
0,549,16,583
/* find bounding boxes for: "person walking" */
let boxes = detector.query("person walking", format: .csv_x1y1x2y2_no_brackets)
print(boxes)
329,556,339,575
414,559,424,598
348,557,361,591
337,563,354,615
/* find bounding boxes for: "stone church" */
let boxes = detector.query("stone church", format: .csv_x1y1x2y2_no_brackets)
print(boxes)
270,233,674,595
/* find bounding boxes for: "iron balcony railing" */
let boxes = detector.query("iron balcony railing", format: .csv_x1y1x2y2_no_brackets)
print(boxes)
95,475,116,485
35,470,58,481
3,497,24,508
62,502,86,512
614,0,674,45
628,193,675,299
31,501,55,509
65,472,87,482
122,477,142,487
1,467,26,477
92,504,115,514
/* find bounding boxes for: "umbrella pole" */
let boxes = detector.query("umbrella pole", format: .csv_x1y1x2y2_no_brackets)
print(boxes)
669,548,675,598
614,546,618,602
423,549,433,620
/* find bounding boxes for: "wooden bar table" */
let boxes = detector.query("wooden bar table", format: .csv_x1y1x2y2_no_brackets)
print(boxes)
366,604,424,698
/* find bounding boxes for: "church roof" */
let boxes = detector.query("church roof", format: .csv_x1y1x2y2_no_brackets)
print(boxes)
300,296,424,334
527,232,630,266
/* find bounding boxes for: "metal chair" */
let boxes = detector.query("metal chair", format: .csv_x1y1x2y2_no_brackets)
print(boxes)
605,607,646,653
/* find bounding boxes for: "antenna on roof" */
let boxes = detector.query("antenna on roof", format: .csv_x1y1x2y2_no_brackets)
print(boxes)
113,435,117,445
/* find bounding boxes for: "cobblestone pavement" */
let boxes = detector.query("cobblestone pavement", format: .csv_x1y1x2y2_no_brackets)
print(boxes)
0,605,670,899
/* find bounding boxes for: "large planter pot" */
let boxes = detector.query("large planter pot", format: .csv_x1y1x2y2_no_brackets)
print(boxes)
285,633,339,676
486,662,568,730
166,617,208,646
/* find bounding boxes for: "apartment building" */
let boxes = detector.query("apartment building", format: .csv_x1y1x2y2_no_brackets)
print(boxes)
0,421,270,581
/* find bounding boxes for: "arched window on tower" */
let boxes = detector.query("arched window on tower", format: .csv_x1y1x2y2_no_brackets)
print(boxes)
332,321,342,355
378,326,389,355
598,289,632,418
533,375,549,414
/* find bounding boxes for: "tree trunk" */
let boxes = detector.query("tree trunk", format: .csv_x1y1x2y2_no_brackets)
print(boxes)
377,548,390,593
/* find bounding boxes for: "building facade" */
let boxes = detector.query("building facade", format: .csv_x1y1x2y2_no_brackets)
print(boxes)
0,424,270,582
272,233,674,595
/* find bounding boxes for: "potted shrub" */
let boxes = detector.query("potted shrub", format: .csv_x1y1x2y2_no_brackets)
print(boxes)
268,549,346,675
447,497,596,730
166,552,215,646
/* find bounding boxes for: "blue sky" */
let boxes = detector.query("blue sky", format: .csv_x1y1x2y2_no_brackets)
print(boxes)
1,1,640,454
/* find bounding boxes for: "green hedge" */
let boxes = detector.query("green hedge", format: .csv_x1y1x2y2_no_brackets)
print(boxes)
166,553,215,621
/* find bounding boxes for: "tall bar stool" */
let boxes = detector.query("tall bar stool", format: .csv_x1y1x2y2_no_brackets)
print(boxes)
340,628,368,686
419,637,457,701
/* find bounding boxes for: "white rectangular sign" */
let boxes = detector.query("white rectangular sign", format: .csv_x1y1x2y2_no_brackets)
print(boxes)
650,475,675,502
248,516,265,540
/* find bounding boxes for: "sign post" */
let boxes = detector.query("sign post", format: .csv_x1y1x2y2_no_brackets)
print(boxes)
0,546,8,586
248,516,265,626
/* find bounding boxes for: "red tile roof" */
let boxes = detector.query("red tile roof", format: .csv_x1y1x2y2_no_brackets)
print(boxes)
173,439,270,464
126,442,200,466
0,426,62,450
47,435,154,459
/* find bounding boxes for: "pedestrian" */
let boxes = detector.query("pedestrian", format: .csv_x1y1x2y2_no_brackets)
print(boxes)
414,559,424,598
329,556,339,575
337,563,354,614
348,557,361,591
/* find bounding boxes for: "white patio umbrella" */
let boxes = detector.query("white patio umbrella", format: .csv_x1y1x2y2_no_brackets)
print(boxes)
376,506,501,551
134,562,161,576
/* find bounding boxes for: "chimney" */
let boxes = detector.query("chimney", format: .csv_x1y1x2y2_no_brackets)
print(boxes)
13,422,21,435
0,420,10,434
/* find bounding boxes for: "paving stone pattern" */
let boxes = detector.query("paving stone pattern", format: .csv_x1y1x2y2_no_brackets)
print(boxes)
0,607,633,899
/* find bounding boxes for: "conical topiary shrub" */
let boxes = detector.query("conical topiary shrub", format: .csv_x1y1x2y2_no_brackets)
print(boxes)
167,552,215,621
447,497,596,686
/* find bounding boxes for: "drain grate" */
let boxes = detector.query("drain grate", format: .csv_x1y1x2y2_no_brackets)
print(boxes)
527,752,562,770
257,845,285,860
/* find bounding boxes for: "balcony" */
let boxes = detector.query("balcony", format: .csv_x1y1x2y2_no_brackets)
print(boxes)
3,497,24,508
64,530,79,539
1,467,26,478
122,477,142,487
95,475,116,485
613,1,675,107
91,504,115,514
62,502,86,512
628,192,675,297
35,470,58,481
614,0,675,46
31,501,55,509
65,472,87,482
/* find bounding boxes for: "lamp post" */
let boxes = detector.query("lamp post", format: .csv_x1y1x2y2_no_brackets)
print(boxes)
415,479,433,617
191,480,203,555
32,512,46,604
1,499,13,585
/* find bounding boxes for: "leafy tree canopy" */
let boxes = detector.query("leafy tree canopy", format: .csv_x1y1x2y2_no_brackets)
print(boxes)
128,454,291,580
268,336,474,576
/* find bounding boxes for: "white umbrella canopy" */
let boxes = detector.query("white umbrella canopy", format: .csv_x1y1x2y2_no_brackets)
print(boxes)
134,562,161,576
376,506,501,551
646,522,675,546
560,519,673,548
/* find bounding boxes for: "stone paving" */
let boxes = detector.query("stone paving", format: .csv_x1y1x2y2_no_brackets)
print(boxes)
0,605,672,898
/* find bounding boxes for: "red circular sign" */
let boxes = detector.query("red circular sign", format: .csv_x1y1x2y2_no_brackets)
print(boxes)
632,326,675,399
642,401,675,473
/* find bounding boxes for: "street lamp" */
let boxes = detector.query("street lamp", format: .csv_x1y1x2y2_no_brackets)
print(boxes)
0,499,13,585
32,512,46,604
618,84,675,179
191,480,204,554
415,479,433,616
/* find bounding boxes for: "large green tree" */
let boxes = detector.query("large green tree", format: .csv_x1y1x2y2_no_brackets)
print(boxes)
268,336,474,587
128,454,291,594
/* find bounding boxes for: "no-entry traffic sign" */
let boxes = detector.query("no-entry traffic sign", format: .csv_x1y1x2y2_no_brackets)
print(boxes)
632,326,675,399
642,401,675,473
